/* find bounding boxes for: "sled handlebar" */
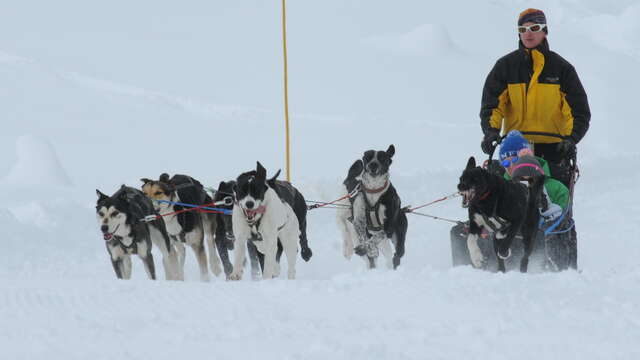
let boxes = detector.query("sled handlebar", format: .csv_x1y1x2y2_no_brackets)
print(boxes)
487,131,577,174
492,131,567,150
488,131,571,161
501,131,566,142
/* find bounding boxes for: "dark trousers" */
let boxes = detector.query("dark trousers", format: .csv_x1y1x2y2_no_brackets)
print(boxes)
534,143,578,269
534,143,572,188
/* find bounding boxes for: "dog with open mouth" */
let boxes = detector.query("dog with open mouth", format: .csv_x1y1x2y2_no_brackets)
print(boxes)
458,156,543,272
228,162,309,280
214,180,263,280
96,185,178,280
141,174,222,281
348,145,408,269
217,177,313,280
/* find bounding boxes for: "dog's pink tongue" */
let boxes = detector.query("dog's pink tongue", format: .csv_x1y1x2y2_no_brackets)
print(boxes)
103,233,113,241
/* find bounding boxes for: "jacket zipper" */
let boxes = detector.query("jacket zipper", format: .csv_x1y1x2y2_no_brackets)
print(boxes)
524,51,531,121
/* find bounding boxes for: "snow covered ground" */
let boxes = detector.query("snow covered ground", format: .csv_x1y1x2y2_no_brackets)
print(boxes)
2,1,640,359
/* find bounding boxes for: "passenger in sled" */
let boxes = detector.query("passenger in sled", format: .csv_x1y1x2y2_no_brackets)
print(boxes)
500,131,568,222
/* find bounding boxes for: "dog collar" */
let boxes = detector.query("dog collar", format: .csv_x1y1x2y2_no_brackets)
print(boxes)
117,236,136,249
362,180,389,194
477,191,491,202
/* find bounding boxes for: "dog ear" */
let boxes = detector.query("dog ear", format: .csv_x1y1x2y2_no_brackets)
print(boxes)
363,150,374,161
96,189,108,202
347,160,364,179
386,144,395,158
114,186,130,203
269,169,281,182
159,173,170,183
466,156,476,170
140,178,153,185
256,161,267,181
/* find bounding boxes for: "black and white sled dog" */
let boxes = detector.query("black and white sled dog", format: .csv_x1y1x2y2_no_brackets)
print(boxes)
214,180,261,280
96,186,179,280
211,180,236,278
229,162,311,280
141,174,222,281
337,145,408,269
216,178,313,280
457,157,543,273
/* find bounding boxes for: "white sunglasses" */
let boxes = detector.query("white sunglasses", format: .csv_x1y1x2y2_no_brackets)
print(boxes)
518,23,547,34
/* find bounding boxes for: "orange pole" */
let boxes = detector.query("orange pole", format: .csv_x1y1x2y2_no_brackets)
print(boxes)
282,0,291,181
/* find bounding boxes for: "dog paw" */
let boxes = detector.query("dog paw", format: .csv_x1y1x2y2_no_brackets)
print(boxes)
211,263,223,277
228,271,243,281
343,244,353,259
470,256,485,269
301,247,313,262
354,245,367,257
392,256,401,269
468,247,485,269
273,263,281,278
467,235,485,269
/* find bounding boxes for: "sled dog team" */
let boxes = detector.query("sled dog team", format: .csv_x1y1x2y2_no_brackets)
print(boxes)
96,143,544,280
96,145,411,281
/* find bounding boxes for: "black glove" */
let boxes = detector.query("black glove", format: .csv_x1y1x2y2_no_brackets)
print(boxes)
481,129,500,155
556,138,577,158
484,159,506,176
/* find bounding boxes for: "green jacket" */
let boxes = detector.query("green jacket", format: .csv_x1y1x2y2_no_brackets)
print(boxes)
504,156,569,209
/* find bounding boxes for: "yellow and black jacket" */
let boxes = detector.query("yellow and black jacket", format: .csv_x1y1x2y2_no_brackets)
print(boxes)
480,39,590,144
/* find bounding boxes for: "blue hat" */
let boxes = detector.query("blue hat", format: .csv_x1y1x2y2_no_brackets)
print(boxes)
499,130,530,161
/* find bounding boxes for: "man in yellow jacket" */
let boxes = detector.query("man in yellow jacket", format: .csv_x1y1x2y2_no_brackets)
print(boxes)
480,8,590,187
479,9,588,269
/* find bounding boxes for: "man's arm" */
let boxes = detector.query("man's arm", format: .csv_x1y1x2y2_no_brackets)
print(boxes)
480,59,509,134
561,65,591,143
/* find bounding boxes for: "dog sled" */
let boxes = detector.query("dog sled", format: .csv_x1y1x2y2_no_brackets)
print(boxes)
450,132,578,272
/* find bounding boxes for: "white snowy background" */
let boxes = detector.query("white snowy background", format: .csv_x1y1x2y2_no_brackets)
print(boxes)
2,1,640,359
